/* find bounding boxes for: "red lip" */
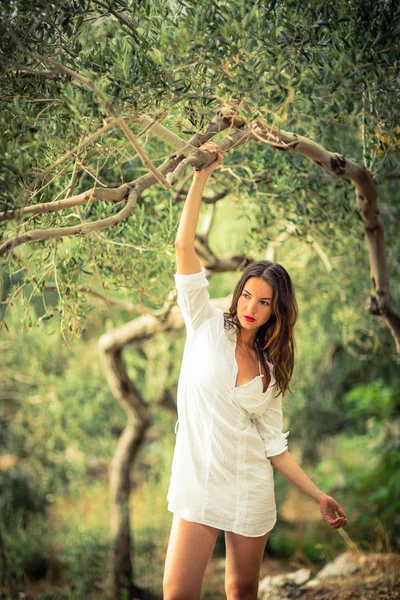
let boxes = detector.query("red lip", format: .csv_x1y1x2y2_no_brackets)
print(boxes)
244,316,256,322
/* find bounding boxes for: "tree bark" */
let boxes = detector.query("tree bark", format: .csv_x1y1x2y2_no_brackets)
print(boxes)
99,344,151,600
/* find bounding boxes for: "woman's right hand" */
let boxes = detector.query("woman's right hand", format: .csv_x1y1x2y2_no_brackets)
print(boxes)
193,141,224,179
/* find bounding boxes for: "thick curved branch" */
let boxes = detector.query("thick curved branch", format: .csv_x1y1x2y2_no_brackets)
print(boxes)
8,61,60,77
2,189,95,222
166,126,253,187
0,187,139,255
135,115,193,152
0,121,120,221
98,340,149,599
1,113,234,255
246,117,399,351
251,120,377,200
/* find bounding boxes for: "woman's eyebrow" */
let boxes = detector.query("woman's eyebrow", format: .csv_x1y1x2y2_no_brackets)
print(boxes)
243,289,272,300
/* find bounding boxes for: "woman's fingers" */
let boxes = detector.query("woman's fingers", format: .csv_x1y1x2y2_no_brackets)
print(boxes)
333,505,347,528
194,142,223,176
319,497,348,529
199,141,218,153
330,513,348,529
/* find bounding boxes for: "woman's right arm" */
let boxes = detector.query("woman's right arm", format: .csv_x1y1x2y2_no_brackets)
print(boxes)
174,141,223,275
174,142,224,333
174,173,207,276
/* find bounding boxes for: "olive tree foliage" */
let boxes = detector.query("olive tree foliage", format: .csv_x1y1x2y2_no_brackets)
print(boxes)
0,0,399,341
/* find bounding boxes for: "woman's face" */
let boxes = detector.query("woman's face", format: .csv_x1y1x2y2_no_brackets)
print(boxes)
236,277,274,329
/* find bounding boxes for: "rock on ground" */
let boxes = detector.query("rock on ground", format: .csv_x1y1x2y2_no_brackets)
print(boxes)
258,551,400,600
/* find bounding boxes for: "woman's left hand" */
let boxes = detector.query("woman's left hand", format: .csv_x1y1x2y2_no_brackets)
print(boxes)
317,493,348,529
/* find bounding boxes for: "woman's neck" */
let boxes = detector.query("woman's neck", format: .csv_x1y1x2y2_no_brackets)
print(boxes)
237,326,258,351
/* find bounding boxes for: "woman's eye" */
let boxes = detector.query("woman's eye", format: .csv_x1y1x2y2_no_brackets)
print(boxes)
243,293,269,306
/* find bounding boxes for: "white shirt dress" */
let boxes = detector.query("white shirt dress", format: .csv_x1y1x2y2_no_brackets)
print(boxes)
167,268,290,537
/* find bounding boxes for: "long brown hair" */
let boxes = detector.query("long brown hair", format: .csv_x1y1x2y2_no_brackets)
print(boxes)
223,260,298,398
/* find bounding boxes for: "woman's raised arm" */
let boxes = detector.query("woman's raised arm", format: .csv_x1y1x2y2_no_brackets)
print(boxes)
173,142,224,334
174,141,223,275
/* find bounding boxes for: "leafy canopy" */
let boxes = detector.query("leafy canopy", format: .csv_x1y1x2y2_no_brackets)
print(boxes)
0,0,399,334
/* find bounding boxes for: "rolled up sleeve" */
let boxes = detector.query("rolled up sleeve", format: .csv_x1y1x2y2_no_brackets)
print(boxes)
254,390,289,458
174,268,220,333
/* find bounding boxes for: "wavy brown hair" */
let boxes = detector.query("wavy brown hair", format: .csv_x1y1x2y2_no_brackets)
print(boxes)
223,260,298,398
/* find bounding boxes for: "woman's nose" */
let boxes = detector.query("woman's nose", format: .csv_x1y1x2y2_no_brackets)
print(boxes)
248,300,257,313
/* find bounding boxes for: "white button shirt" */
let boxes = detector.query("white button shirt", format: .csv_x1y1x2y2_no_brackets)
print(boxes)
167,268,290,536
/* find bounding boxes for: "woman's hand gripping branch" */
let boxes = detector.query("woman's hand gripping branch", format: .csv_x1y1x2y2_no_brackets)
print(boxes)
194,141,224,180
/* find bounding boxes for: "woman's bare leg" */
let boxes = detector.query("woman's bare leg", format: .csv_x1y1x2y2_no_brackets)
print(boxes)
224,529,270,600
163,513,220,600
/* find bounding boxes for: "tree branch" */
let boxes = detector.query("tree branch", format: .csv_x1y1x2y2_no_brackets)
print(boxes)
385,170,400,180
248,117,400,351
175,186,230,204
135,114,195,152
0,111,234,254
0,188,139,256
8,60,61,77
0,120,119,221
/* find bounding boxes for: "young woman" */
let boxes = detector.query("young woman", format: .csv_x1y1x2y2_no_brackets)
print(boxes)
163,141,348,600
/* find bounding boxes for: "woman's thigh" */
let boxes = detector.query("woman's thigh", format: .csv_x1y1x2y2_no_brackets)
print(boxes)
163,513,220,600
224,529,270,599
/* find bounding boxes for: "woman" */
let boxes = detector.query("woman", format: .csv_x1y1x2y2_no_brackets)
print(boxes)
163,141,348,600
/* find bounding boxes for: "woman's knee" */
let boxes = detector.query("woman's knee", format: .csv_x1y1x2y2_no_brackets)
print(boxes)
225,580,258,600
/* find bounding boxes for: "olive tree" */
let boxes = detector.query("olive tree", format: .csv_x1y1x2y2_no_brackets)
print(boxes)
1,0,399,597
